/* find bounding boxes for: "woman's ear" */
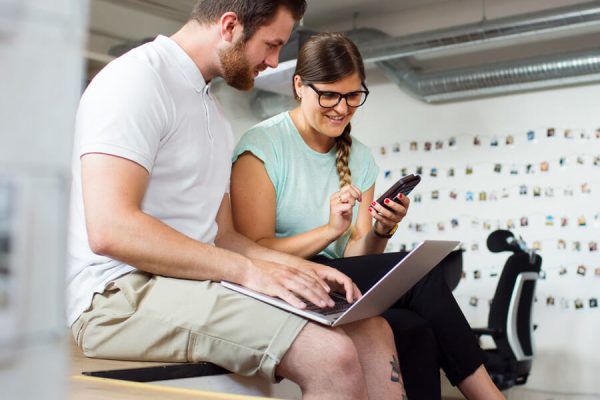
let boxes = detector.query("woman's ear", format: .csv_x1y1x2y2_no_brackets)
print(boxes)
219,12,240,43
293,75,303,99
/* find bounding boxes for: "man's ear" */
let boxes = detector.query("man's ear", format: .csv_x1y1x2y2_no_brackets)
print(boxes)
219,12,241,43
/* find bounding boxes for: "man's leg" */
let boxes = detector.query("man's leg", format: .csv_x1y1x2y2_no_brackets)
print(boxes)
277,322,368,400
342,316,407,400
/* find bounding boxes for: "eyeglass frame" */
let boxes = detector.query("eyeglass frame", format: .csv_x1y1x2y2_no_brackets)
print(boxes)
304,82,370,108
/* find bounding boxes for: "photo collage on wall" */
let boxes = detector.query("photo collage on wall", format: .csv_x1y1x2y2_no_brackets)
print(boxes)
373,127,600,313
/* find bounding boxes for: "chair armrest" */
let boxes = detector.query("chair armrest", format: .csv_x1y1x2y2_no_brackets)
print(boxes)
472,327,503,339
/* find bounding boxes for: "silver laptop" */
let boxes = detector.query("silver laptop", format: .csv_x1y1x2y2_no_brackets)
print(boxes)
221,240,459,326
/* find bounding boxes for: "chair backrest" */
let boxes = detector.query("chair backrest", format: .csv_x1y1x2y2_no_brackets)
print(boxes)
488,251,542,361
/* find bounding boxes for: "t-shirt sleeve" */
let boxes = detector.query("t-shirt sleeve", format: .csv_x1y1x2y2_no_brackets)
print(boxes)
75,57,172,173
232,128,280,192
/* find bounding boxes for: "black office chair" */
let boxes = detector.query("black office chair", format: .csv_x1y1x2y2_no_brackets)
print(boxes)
472,230,542,390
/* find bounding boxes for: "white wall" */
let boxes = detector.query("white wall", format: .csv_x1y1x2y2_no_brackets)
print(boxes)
361,66,600,397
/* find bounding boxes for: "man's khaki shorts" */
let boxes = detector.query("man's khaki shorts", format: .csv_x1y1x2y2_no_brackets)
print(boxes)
71,271,307,382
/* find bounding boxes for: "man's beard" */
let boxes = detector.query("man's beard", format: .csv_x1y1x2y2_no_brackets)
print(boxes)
219,39,257,91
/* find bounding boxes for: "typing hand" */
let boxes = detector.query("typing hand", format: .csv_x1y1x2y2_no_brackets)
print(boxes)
299,260,362,304
242,258,337,309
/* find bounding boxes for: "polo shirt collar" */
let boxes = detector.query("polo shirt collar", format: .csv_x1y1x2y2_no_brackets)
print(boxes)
154,35,207,92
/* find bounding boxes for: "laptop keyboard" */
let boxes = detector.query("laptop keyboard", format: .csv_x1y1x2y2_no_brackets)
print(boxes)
304,292,352,315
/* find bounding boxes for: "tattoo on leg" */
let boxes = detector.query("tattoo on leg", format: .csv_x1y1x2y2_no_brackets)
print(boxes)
390,355,400,383
390,355,408,398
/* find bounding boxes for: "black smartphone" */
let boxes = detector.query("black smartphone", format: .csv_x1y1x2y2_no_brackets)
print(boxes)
376,174,421,210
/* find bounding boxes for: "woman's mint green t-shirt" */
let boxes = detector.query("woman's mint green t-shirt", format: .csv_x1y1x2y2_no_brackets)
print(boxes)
232,112,379,259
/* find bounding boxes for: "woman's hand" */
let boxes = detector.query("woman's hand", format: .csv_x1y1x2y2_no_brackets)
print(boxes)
326,184,362,240
369,193,410,236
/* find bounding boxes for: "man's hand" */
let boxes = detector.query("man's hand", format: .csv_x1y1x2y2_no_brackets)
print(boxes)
293,260,362,304
241,258,357,309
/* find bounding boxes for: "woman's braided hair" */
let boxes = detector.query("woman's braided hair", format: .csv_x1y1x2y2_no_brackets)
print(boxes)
293,32,366,188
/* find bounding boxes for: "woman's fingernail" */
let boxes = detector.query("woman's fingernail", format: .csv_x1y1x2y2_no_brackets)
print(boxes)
368,207,373,213
371,201,377,206
398,193,404,199
384,198,390,204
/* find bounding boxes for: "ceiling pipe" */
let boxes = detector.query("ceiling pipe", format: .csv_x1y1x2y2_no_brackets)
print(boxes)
359,1,600,63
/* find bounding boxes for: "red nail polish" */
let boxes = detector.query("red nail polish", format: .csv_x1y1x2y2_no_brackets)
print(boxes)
398,193,404,199
368,207,373,213
371,201,377,206
384,198,390,204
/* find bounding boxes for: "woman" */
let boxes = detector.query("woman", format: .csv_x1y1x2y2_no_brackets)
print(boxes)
231,32,504,400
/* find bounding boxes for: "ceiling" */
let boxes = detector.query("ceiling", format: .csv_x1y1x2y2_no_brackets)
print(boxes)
99,0,453,26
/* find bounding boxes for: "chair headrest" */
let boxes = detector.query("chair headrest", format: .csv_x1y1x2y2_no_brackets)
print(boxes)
487,229,522,253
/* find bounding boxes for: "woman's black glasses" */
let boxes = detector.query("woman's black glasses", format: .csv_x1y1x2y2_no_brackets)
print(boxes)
306,83,369,108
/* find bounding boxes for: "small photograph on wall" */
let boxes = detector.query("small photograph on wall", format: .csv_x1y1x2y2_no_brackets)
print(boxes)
547,128,555,137
519,185,528,195
532,240,541,250
590,298,598,308
533,186,541,197
410,141,418,151
546,296,555,306
450,218,459,228
416,166,423,175
0,184,12,311
466,191,474,201
449,191,458,199
540,161,549,172
465,166,473,175
490,137,498,147
559,157,567,167
506,135,514,145
520,217,528,227
447,168,455,177
380,146,387,155
392,142,400,153
577,265,587,276
589,241,598,252
424,142,432,151
437,222,445,231
507,219,516,229
557,239,566,250
578,216,587,226
448,137,456,147
473,136,481,146
581,183,590,193
574,299,584,310
577,156,584,165
510,165,518,175
526,164,534,174
545,215,554,226
564,129,574,139
430,167,438,177
401,168,408,176
494,163,502,173
431,190,439,200
435,140,443,150
561,217,569,227
572,241,581,251
564,188,574,196
544,187,554,197
527,130,535,141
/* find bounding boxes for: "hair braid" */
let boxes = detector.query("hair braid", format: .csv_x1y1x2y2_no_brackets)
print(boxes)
335,123,353,188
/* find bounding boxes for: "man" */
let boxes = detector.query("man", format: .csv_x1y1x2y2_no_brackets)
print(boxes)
67,1,406,398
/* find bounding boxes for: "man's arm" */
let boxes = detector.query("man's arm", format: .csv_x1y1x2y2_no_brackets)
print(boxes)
215,192,361,303
81,153,342,307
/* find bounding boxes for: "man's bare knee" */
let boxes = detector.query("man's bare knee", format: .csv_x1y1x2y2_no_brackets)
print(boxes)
277,322,366,398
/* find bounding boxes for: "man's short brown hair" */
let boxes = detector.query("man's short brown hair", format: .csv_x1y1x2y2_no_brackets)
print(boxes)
191,0,307,41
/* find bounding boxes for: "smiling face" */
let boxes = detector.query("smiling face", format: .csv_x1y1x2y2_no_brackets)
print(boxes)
219,6,295,91
294,72,363,142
